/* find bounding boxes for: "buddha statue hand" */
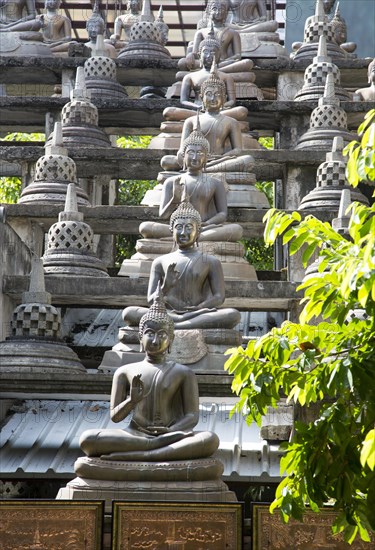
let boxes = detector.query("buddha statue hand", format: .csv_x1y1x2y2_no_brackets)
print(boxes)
130,374,144,404
162,262,180,294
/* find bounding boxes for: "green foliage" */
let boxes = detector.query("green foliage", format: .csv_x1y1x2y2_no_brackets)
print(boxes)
0,176,22,204
2,132,45,142
0,133,45,204
115,135,156,265
344,109,375,187
225,113,375,544
242,237,274,271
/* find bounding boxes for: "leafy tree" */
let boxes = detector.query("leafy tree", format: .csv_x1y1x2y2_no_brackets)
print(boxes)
241,136,274,271
115,135,156,265
225,112,375,544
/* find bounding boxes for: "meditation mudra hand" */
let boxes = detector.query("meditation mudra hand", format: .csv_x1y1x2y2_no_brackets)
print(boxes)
79,287,219,461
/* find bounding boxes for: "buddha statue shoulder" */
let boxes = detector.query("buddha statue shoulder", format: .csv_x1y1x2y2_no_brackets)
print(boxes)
79,288,219,463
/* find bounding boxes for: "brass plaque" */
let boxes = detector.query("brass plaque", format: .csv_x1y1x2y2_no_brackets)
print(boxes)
0,500,104,549
112,501,243,550
252,504,374,549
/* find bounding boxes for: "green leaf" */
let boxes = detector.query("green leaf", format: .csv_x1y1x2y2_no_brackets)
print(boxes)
361,430,375,471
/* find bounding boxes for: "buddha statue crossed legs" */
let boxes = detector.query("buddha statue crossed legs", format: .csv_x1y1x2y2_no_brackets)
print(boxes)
79,288,219,462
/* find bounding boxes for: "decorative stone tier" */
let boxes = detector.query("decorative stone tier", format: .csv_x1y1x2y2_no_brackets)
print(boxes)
118,239,258,281
99,327,242,374
0,339,85,373
74,456,224,482
57,473,236,513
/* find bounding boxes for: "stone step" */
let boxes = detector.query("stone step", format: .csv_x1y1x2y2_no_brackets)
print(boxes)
3,275,302,310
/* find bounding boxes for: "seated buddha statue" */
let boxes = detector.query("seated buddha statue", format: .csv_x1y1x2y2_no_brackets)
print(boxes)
79,288,219,462
0,0,36,26
330,3,356,55
178,0,242,72
140,123,243,242
162,66,254,174
123,199,241,331
354,58,375,101
226,0,278,33
110,0,141,51
0,0,71,53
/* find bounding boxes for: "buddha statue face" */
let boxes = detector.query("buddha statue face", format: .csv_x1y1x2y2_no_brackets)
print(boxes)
202,84,225,112
87,18,105,40
184,144,208,171
200,45,220,70
45,0,60,10
172,216,200,248
141,319,171,356
208,0,229,24
127,0,141,13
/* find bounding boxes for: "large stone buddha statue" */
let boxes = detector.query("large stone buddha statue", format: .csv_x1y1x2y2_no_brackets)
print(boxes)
162,67,254,174
60,288,235,504
141,123,243,243
0,0,36,26
79,289,219,462
0,0,71,54
179,0,241,72
354,58,375,101
227,0,278,33
123,199,241,331
110,0,142,51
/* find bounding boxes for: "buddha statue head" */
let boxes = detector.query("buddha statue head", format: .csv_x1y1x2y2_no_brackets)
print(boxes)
201,61,226,112
198,23,221,69
127,0,142,14
86,1,105,41
330,3,347,46
169,196,202,248
207,0,229,24
139,284,174,352
181,113,210,170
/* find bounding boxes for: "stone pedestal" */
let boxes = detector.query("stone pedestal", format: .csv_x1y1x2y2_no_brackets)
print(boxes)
118,239,257,281
240,32,288,59
141,172,268,210
57,457,236,512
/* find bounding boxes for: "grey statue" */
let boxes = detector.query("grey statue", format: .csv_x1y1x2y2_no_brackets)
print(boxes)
163,65,253,173
0,0,36,26
227,0,278,33
355,59,375,101
0,0,71,52
141,120,243,242
110,0,141,46
79,289,219,461
180,0,241,72
123,199,241,330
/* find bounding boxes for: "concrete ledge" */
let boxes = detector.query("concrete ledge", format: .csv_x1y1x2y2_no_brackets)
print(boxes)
3,276,301,309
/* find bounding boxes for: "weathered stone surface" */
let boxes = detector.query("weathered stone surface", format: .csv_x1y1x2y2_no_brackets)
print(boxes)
3,276,302,310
